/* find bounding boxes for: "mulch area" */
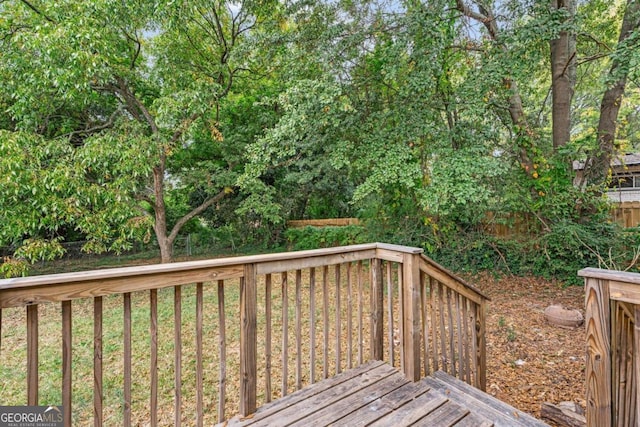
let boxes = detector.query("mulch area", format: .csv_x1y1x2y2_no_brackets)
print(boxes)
468,272,586,421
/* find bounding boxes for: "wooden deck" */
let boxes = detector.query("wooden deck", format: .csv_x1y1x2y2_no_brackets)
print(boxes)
223,361,549,427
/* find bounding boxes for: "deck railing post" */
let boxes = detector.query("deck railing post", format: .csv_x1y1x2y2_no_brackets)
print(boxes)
585,277,612,427
402,253,421,381
370,258,384,361
240,263,257,416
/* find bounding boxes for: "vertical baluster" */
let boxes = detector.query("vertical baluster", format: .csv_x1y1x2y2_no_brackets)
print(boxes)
295,269,302,390
240,264,257,416
462,297,470,384
150,290,158,427
309,268,316,384
421,272,430,376
471,303,479,388
123,293,132,427
357,261,363,366
386,262,394,366
196,283,203,427
27,305,38,406
430,277,439,372
335,264,341,374
323,266,329,379
265,274,272,402
370,258,384,361
456,293,464,380
398,263,404,374
175,286,182,427
447,287,456,377
218,280,226,422
62,301,72,427
94,297,103,427
281,271,289,395
438,282,447,372
347,262,353,370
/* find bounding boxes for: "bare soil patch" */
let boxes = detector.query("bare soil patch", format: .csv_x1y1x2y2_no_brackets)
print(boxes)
470,272,586,421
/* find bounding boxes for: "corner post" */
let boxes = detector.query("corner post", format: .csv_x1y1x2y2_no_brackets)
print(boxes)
370,258,384,360
402,253,421,381
240,263,257,416
585,277,612,427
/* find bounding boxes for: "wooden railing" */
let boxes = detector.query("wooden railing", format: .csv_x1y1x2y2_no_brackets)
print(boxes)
581,267,640,427
0,243,488,425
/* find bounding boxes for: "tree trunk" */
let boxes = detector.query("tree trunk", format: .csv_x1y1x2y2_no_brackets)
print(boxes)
152,164,174,263
550,0,576,149
585,0,640,186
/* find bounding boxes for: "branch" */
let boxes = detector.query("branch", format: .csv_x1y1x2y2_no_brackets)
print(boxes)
167,189,228,242
63,107,122,138
19,0,55,23
170,111,202,144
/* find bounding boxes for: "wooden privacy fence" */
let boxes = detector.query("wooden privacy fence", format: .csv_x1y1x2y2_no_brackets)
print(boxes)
581,267,640,427
0,243,488,426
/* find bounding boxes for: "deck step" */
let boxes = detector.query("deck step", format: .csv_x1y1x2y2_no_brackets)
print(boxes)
423,370,549,427
222,364,549,427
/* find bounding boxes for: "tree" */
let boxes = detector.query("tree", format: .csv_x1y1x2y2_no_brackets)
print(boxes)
0,0,281,264
583,0,640,185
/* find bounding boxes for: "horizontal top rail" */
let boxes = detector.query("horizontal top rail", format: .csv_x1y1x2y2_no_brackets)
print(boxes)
579,267,640,284
0,242,487,309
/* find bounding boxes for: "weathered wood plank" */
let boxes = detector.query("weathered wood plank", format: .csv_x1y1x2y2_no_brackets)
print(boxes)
309,268,316,384
195,283,204,427
123,293,132,427
225,360,386,426
94,297,103,427
282,271,289,394
218,280,227,422
367,389,447,427
265,274,272,401
454,412,494,427
428,371,549,426
174,286,182,427
246,363,397,426
288,369,409,426
585,277,612,427
240,264,257,416
357,261,364,366
295,269,302,390
412,400,469,426
347,262,353,370
323,266,329,379
335,264,342,374
333,380,431,427
27,304,38,406
387,262,395,366
62,300,72,427
0,265,243,309
371,258,384,360
257,250,377,275
402,253,421,381
150,290,158,427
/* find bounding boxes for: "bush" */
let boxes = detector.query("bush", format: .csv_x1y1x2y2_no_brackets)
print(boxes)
284,225,365,251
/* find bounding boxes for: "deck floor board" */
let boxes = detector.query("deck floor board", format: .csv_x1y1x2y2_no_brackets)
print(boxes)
223,363,550,427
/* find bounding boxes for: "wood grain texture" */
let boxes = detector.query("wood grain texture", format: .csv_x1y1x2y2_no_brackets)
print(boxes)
62,300,72,427
370,258,383,361
150,290,158,427
240,263,257,416
218,280,227,423
585,277,612,427
174,286,182,427
94,297,103,427
123,293,132,427
309,268,316,384
27,304,38,406
295,269,302,389
265,274,272,401
402,253,421,382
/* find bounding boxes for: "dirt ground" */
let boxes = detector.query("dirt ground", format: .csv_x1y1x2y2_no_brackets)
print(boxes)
469,272,586,422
